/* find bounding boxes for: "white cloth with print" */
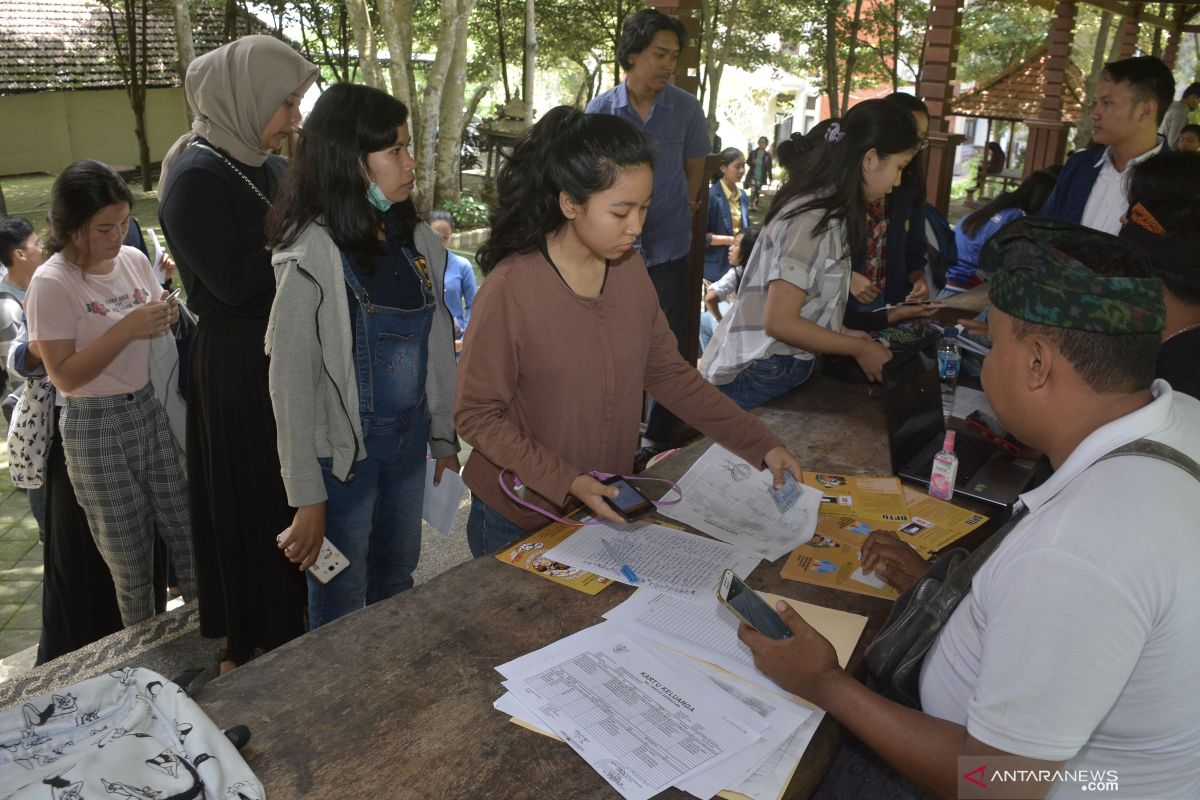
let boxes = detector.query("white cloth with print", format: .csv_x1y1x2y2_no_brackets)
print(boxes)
0,667,262,800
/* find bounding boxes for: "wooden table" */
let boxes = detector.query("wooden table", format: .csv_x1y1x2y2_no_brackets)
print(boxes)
193,377,973,799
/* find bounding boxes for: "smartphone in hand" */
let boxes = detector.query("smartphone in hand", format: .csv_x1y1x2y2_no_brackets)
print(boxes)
717,569,792,639
600,475,655,521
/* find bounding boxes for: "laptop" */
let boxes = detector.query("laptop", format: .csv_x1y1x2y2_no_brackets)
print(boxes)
882,337,1039,508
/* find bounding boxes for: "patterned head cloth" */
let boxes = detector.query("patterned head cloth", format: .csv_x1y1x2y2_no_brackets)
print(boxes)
982,217,1165,334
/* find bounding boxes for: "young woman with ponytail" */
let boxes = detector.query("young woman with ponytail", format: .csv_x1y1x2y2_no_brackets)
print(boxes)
699,99,923,410
454,107,803,556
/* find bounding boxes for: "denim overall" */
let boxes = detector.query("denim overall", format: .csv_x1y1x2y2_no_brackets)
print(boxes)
309,248,433,629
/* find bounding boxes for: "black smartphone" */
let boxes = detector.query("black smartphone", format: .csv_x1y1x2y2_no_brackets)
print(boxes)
600,475,655,521
716,569,792,639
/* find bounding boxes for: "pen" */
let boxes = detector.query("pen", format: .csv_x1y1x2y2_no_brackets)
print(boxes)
600,538,639,584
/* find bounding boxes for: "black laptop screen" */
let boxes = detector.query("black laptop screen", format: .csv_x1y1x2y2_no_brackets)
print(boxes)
882,339,945,472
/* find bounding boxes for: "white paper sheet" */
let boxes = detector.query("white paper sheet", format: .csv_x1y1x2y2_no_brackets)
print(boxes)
604,590,795,689
499,626,762,800
850,567,888,589
146,227,167,284
496,631,819,800
422,459,467,535
726,710,825,800
950,385,995,421
661,444,819,560
542,522,757,601
667,652,812,798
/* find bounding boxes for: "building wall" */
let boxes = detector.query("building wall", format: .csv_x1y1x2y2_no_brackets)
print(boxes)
0,87,189,176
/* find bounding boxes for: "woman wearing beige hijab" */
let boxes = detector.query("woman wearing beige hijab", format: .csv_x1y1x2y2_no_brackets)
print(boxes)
158,35,317,674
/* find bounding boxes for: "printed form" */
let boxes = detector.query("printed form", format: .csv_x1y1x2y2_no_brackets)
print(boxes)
542,522,759,600
661,444,820,560
497,626,762,800
604,590,867,690
495,623,823,800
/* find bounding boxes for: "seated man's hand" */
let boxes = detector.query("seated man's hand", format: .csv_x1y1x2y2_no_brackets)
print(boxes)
737,601,842,700
860,530,928,593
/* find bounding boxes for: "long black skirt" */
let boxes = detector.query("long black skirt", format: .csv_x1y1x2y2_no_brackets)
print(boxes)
189,316,305,663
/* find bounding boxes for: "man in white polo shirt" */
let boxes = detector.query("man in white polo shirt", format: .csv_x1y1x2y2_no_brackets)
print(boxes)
739,221,1200,799
1041,56,1173,235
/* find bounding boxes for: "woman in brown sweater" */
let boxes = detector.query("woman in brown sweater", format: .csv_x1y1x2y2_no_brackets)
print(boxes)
454,107,803,556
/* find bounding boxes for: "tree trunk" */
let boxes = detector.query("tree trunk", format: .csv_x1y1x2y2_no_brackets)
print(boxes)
521,0,536,121
435,17,471,206
103,0,152,189
1152,2,1165,58
494,0,511,102
379,0,417,135
464,82,489,127
824,0,840,118
416,0,477,212
1075,10,1113,149
572,58,597,107
705,0,739,138
839,0,865,115
223,0,238,42
169,0,195,79
891,0,900,93
345,0,382,88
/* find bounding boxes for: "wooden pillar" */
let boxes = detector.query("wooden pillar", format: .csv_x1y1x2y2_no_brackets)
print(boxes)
1163,11,1184,69
918,0,966,214
646,0,704,369
1117,3,1143,57
1024,0,1077,176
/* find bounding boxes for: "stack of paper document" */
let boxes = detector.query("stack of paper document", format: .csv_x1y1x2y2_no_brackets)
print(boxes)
541,521,760,598
494,589,868,800
659,445,821,561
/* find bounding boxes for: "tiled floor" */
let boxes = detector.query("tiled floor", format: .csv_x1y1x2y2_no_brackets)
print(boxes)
0,455,43,661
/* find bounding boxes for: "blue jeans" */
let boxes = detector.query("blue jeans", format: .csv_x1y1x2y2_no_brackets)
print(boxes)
699,301,731,355
643,255,690,444
717,354,815,411
466,494,528,557
310,414,429,629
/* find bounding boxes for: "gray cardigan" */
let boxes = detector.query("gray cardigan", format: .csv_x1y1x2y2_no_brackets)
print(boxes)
265,221,459,508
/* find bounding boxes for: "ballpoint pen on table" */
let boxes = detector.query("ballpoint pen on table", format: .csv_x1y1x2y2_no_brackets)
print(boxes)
600,538,640,584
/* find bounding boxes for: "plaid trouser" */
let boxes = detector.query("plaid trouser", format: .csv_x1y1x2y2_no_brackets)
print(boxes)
61,384,196,626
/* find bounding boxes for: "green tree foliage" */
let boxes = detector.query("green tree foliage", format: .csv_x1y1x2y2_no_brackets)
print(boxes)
955,0,1050,85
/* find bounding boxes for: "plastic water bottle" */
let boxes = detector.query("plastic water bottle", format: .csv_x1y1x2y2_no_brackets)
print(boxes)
937,328,961,419
929,431,959,501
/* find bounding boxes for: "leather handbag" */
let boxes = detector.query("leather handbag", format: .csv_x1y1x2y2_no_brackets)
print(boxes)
865,438,1200,709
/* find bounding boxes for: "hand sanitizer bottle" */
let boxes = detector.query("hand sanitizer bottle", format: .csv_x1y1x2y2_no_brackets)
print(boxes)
929,431,958,501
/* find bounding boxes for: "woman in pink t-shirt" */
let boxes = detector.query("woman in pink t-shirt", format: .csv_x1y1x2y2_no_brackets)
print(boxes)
26,160,196,626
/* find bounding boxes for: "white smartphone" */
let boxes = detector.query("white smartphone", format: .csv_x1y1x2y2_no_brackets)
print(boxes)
278,530,351,584
307,539,350,584
716,569,792,639
165,287,183,303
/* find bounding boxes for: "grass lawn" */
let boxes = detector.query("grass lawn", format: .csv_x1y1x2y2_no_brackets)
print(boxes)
2,173,164,241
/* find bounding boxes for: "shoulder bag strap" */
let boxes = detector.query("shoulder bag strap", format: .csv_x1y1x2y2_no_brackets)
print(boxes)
939,437,1199,595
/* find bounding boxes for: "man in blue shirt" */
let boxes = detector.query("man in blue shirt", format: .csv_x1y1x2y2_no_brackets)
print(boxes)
586,8,710,461
427,210,477,351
